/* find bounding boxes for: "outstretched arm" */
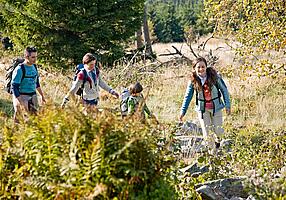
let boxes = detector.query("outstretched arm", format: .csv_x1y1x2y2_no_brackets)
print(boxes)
61,75,82,108
98,75,119,98
179,81,194,121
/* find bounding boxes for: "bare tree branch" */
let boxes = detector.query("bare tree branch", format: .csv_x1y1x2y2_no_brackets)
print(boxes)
120,50,140,75
159,52,180,56
202,34,214,50
184,39,198,58
171,46,192,62
158,45,192,63
200,21,218,50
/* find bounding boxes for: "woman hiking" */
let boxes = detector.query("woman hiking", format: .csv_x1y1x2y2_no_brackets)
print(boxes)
179,57,231,153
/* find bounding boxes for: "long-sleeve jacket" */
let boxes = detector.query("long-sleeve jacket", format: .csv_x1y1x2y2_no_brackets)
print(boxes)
180,76,230,116
66,67,113,101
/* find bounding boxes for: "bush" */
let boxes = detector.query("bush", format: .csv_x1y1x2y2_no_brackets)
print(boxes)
0,106,177,199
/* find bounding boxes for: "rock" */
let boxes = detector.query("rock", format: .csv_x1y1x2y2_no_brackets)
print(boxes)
200,165,209,173
196,185,226,200
195,177,248,199
179,162,209,177
180,162,200,174
230,197,245,200
174,135,206,158
246,195,256,200
173,121,207,157
176,121,202,136
191,171,202,178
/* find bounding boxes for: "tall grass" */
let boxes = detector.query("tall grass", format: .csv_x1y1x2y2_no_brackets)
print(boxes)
0,41,285,199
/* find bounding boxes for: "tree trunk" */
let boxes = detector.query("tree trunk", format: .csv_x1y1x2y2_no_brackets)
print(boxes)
135,28,143,50
143,5,153,55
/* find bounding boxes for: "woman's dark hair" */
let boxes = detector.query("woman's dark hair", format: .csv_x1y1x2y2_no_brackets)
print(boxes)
82,53,96,64
129,82,143,94
190,57,218,91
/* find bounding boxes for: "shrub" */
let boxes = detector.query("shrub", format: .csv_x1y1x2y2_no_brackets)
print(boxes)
0,106,177,199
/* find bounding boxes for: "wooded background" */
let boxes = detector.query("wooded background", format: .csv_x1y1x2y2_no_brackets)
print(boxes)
0,0,285,67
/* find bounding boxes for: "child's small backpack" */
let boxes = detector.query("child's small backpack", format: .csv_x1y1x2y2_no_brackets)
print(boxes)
73,63,100,96
4,58,25,94
120,88,131,116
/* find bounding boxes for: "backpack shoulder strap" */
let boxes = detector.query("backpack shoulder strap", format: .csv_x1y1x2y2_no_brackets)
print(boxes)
217,75,227,88
214,81,221,98
33,64,38,72
82,69,88,84
95,66,100,78
33,64,39,79
20,64,26,82
218,84,222,97
215,76,226,98
129,96,139,105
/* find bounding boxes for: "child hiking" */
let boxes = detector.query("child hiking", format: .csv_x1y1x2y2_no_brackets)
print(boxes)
179,57,231,152
11,46,46,123
126,82,158,123
61,53,119,111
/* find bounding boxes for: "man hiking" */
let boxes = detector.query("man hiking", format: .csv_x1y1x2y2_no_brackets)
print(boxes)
11,46,46,122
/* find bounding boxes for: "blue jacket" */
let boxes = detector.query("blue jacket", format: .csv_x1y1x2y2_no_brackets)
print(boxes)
180,77,231,116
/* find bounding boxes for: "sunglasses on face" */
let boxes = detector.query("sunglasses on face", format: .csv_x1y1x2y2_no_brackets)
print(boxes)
27,46,37,51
